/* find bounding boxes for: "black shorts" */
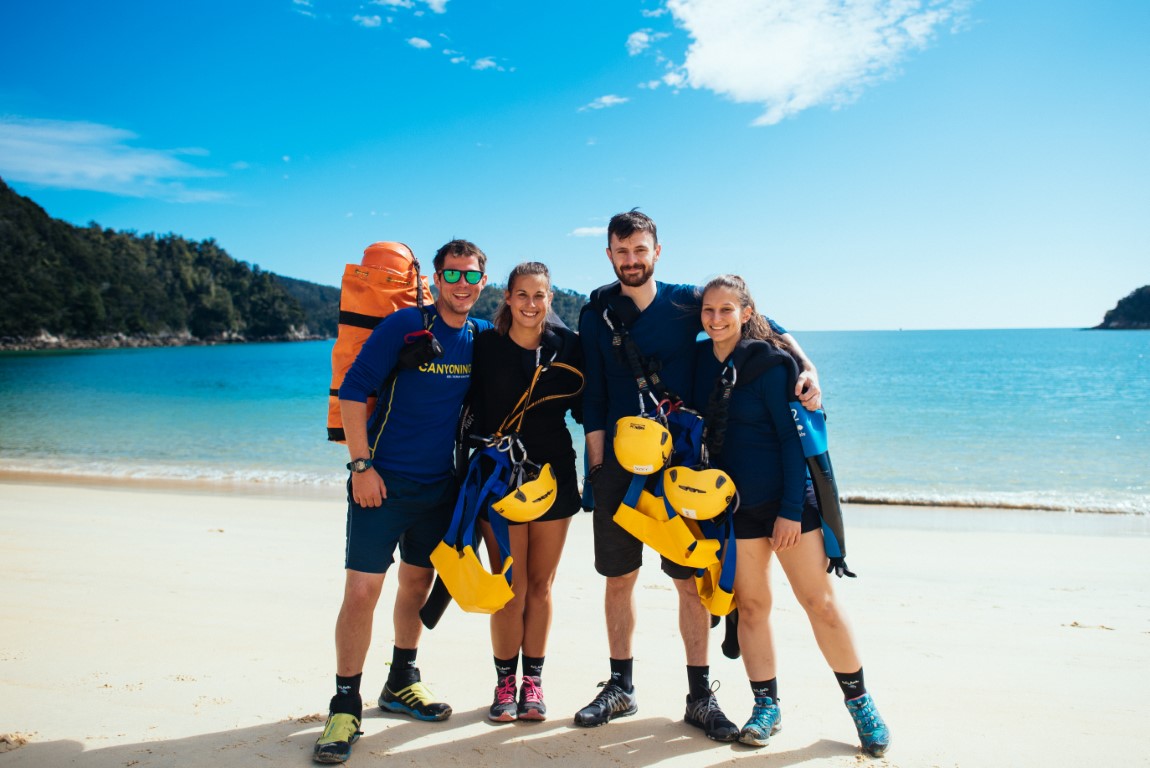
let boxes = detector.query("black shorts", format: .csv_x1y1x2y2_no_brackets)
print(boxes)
590,455,695,580
733,484,823,540
344,470,456,573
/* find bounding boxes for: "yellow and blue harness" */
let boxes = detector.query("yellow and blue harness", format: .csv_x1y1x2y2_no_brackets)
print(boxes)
594,293,739,616
429,350,583,615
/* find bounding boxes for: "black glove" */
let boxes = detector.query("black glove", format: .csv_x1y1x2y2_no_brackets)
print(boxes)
827,558,857,578
397,330,444,369
721,609,741,660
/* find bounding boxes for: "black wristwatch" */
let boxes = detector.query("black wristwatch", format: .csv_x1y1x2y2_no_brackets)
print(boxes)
347,457,372,473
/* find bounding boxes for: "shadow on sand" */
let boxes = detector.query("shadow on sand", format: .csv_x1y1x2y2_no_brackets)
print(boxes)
1,705,867,767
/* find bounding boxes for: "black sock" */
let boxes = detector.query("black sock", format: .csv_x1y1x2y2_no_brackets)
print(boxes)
750,678,778,704
522,655,545,679
609,657,634,692
388,646,419,688
834,667,866,700
686,665,712,700
495,655,519,679
331,673,362,717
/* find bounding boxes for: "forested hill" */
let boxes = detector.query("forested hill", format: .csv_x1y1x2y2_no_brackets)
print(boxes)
1094,285,1150,330
0,177,339,348
0,177,590,349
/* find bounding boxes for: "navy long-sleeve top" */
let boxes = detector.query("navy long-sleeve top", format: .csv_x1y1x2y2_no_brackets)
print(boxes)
340,306,493,482
692,339,807,520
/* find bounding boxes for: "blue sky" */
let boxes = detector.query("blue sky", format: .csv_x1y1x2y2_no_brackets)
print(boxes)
2,0,1147,330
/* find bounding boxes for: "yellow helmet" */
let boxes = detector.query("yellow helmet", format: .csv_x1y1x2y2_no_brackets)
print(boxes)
663,466,736,520
491,463,557,523
613,416,672,475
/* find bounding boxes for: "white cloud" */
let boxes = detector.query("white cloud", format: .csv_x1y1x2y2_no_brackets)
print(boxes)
408,37,431,48
627,29,669,56
472,57,502,71
370,0,447,13
0,116,224,202
627,30,653,56
665,0,969,125
579,94,629,112
641,7,667,17
570,226,608,237
354,14,382,27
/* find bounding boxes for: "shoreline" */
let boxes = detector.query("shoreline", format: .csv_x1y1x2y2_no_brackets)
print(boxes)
2,480,1149,767
0,334,332,353
3,470,1147,535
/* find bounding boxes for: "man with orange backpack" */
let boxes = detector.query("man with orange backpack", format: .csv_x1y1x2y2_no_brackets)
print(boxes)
314,239,492,764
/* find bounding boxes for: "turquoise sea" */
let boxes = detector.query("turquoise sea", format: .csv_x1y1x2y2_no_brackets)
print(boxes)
1,329,1147,514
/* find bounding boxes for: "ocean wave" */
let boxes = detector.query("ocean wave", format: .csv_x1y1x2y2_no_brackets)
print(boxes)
841,490,1149,516
0,458,344,490
2,457,1146,515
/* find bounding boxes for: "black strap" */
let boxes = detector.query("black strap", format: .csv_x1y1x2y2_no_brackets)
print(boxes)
587,282,679,408
704,340,799,459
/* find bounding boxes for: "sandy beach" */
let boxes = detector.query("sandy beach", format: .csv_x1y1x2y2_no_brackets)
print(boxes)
2,478,1148,767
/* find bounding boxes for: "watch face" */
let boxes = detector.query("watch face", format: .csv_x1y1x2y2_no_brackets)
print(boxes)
350,459,370,472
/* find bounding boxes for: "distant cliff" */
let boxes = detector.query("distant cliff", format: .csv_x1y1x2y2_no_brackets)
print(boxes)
0,177,339,349
1094,286,1150,330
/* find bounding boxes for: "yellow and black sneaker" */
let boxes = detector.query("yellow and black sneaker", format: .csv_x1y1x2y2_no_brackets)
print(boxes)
313,712,363,764
378,679,452,721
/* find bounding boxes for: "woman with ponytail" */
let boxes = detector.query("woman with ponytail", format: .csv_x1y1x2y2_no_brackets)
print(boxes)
693,274,890,757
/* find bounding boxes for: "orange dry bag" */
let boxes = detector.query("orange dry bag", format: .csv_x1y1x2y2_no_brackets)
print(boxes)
327,242,434,442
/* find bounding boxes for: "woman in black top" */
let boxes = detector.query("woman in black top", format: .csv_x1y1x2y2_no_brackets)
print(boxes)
472,261,584,723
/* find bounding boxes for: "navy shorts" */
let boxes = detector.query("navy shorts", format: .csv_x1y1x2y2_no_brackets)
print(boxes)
344,469,456,574
590,455,695,580
733,484,823,540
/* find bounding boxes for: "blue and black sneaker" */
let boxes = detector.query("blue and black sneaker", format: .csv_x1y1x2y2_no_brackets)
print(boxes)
738,696,782,747
845,693,890,757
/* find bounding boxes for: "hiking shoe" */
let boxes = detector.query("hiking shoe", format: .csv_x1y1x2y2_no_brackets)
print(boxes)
846,693,890,757
684,684,739,742
313,712,362,763
573,681,637,727
518,675,547,721
488,674,518,722
738,696,782,747
378,679,452,721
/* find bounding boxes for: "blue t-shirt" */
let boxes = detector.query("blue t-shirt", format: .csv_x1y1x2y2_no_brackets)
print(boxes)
692,340,807,519
340,306,493,482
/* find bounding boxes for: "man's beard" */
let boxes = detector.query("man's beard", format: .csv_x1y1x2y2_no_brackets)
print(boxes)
614,262,653,288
